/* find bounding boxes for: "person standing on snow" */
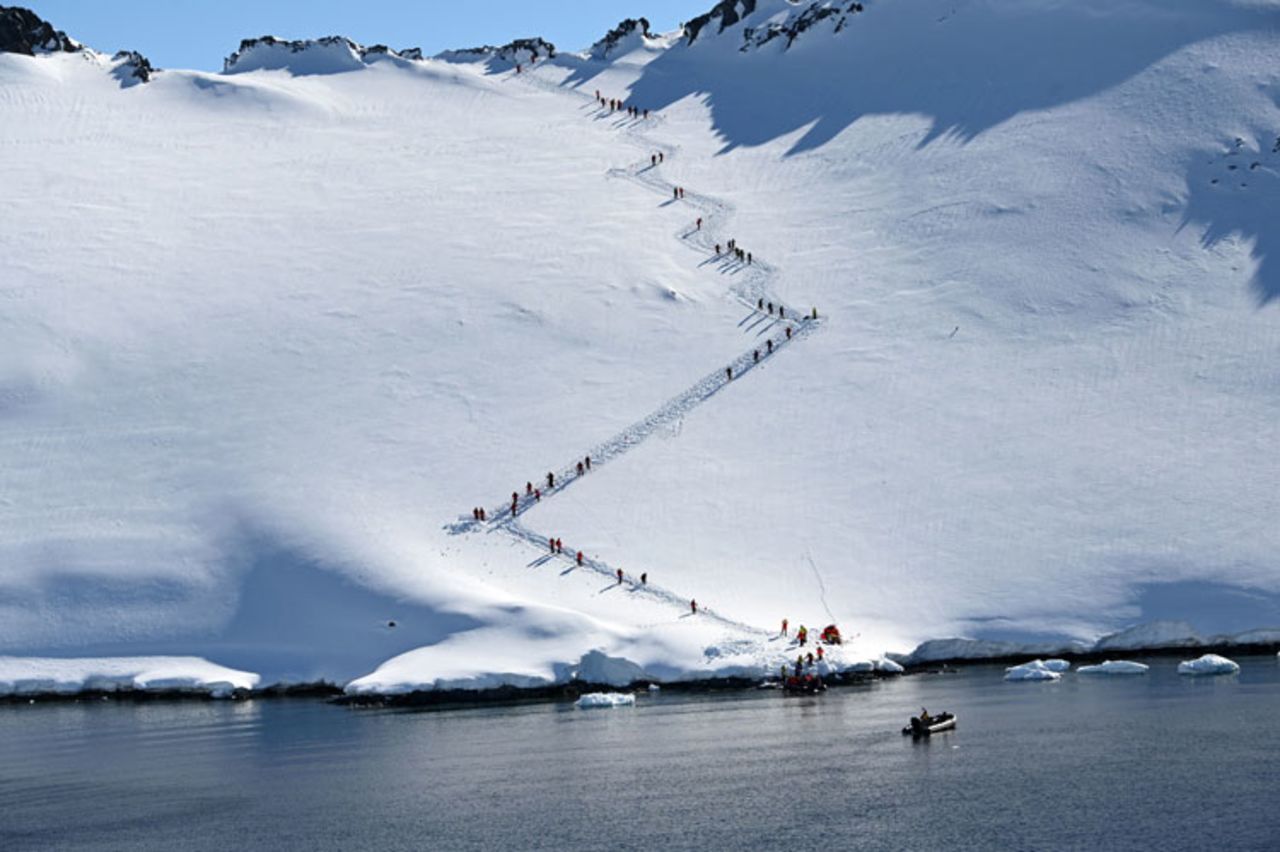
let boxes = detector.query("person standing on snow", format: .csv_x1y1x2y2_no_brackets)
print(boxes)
547,472,555,488
555,538,563,553
576,551,584,567
616,568,624,584
696,217,702,230
690,599,698,615
576,461,584,476
585,456,591,471
766,339,773,354
641,572,647,585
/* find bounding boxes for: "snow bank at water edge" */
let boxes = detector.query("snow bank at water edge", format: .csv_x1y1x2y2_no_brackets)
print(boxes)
1004,660,1064,682
1077,660,1150,675
575,692,636,708
0,657,259,698
875,658,905,674
1177,654,1240,676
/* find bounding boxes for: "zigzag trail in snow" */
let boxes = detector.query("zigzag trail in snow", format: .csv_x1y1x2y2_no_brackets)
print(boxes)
454,65,824,636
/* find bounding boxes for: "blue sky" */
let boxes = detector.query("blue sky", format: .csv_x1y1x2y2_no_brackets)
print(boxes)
28,1,712,71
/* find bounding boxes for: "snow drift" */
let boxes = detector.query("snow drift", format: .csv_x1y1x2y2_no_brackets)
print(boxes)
0,656,259,698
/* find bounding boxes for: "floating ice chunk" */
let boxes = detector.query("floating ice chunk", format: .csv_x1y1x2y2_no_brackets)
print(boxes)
575,692,636,708
1004,660,1063,681
1177,654,1239,676
1040,659,1071,673
1078,660,1149,675
876,658,905,674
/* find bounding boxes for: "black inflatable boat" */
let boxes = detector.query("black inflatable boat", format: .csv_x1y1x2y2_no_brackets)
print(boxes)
902,712,956,737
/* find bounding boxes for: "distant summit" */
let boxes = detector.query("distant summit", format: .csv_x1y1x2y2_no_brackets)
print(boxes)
588,18,655,61
223,35,424,75
435,37,556,68
0,5,79,55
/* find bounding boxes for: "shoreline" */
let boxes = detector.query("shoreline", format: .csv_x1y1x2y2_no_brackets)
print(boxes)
3,642,1276,709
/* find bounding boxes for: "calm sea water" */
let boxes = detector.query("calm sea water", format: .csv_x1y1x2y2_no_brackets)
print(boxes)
1,658,1276,851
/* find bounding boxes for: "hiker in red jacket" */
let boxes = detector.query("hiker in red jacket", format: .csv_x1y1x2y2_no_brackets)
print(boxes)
576,551,584,567
616,568,624,584
690,599,698,615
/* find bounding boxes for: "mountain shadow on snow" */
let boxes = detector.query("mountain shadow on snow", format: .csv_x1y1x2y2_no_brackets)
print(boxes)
607,0,1277,156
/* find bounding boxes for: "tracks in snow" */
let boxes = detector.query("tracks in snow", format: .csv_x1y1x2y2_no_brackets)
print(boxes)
458,68,825,636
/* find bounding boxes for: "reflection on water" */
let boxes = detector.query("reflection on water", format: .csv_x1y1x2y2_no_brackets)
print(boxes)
1,658,1277,851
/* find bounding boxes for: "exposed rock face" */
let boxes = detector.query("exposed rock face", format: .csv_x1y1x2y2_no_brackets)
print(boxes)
684,0,866,50
223,35,425,74
0,5,79,55
112,50,154,83
438,36,556,66
684,0,758,45
589,18,653,60
744,1,865,50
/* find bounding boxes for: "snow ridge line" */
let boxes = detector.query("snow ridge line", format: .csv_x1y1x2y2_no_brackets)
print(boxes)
458,66,822,632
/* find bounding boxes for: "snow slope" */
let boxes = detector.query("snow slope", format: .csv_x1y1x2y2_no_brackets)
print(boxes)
1,0,1278,692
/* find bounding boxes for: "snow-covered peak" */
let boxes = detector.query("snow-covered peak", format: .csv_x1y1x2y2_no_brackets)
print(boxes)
434,37,556,69
684,0,866,51
0,5,80,55
222,35,424,75
587,18,656,61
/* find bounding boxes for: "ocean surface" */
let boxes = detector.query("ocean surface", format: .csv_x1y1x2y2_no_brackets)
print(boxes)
1,657,1277,851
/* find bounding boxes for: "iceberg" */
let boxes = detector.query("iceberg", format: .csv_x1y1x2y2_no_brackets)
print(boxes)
575,692,636,709
1077,660,1149,675
1177,654,1240,676
1004,660,1063,682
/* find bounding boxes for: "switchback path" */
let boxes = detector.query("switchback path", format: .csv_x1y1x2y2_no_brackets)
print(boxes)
454,65,824,634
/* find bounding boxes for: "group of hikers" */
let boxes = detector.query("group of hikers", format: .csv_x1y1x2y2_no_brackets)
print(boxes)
595,90,649,119
717,237,751,265
780,622,844,688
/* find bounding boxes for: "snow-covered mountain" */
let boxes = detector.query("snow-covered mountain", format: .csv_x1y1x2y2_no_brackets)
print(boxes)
1,0,1278,693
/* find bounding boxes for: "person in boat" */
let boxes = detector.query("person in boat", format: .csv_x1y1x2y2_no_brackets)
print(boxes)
919,707,931,725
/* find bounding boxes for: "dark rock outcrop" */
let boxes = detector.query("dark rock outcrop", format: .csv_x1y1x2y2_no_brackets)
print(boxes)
439,36,556,66
684,0,758,45
0,5,79,55
684,0,866,50
223,35,425,73
589,18,653,60
744,1,865,50
112,49,154,83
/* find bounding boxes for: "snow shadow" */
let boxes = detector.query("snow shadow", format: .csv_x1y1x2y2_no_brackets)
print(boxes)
1181,132,1280,306
590,2,1271,156
1132,580,1280,636
9,534,481,685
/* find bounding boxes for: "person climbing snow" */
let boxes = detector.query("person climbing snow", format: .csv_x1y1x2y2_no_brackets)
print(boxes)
659,152,664,163
726,367,733,381
585,456,591,471
640,572,647,585
479,507,486,521
644,109,649,119
747,252,752,264
547,472,555,488
817,646,825,660
778,306,784,319
690,599,698,615
768,302,773,314
526,482,533,496
549,537,556,552
555,538,563,553
786,327,792,340
617,568,624,585
534,488,541,501
753,350,759,363
696,217,702,230
767,339,773,353
576,551,584,567
673,187,679,200
576,461,584,476
758,297,763,309
715,243,721,255
651,154,657,167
